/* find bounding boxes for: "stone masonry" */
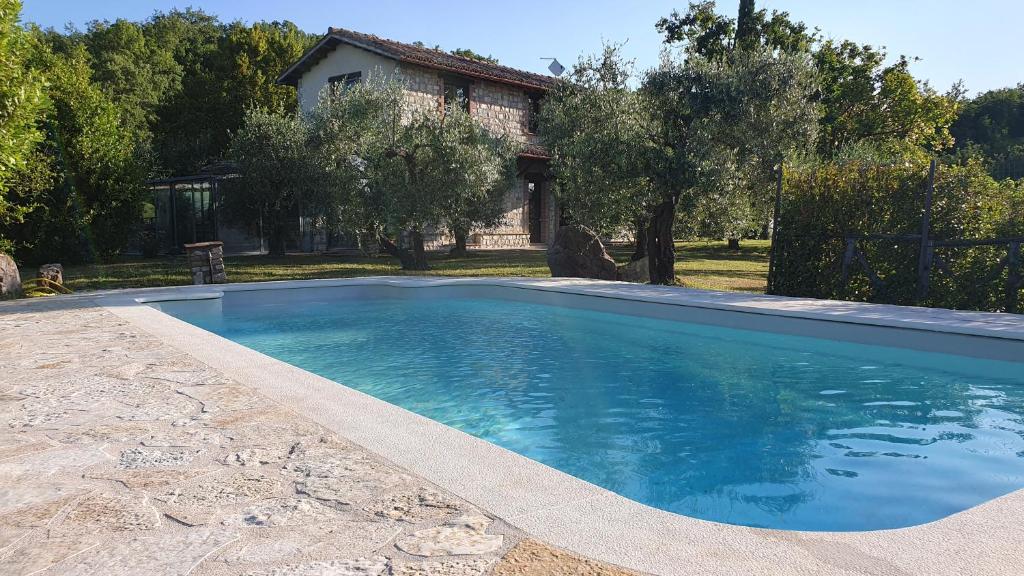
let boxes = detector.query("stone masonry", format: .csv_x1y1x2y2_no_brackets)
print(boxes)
185,242,227,285
0,296,641,576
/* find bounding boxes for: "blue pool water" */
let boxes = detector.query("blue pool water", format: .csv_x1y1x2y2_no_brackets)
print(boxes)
160,290,1024,531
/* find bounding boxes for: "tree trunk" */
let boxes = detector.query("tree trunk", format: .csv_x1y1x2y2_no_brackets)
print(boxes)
409,230,429,270
728,237,741,250
449,230,468,257
646,198,677,285
268,217,287,256
631,219,648,261
378,234,429,271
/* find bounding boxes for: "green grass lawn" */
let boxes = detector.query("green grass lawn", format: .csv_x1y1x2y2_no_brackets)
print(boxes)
57,239,770,293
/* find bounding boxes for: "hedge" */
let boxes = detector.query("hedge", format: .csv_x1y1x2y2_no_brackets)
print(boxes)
769,159,1024,312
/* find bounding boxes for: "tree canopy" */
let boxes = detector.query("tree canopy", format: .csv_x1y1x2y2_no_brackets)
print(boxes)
0,0,45,253
951,84,1024,177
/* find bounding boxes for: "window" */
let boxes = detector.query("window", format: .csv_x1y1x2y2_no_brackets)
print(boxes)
527,93,543,133
328,71,362,92
444,79,471,113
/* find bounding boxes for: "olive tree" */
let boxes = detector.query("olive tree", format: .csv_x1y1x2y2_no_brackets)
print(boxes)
225,109,330,255
539,44,659,260
639,47,818,280
308,75,519,270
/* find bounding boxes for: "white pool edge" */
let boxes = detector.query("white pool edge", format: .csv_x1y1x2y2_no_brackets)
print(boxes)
97,277,1024,575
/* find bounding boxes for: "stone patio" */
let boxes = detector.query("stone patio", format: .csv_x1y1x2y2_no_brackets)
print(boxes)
0,297,639,576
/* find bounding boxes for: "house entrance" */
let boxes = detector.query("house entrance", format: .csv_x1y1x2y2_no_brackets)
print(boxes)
527,176,544,244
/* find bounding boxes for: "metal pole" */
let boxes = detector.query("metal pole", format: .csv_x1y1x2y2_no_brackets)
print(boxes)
766,165,783,294
916,159,936,302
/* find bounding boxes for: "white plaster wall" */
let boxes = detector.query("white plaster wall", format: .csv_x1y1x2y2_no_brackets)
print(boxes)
297,44,400,113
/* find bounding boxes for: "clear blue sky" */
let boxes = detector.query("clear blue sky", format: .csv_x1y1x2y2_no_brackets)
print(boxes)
21,0,1023,95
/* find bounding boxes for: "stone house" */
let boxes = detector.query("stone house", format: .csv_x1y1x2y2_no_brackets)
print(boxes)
277,27,561,249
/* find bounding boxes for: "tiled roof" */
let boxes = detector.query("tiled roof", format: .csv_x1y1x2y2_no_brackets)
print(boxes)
277,28,558,91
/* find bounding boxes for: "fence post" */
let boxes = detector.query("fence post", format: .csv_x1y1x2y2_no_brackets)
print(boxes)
916,159,936,302
766,165,783,294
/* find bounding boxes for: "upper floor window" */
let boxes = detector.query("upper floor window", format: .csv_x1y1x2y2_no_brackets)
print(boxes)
527,92,543,133
328,71,362,92
444,79,471,114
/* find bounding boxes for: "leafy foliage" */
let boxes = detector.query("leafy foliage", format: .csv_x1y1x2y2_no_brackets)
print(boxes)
658,1,960,160
539,44,657,238
657,0,817,58
153,16,317,174
223,109,324,255
450,47,498,64
79,18,181,137
814,41,960,156
950,84,1024,177
773,158,1024,311
232,76,519,269
2,33,147,263
0,0,45,252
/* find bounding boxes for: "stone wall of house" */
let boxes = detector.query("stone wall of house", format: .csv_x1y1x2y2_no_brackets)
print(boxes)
399,66,443,116
472,81,537,146
472,232,532,248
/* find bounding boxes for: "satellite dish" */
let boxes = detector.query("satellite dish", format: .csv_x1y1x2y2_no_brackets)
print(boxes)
543,58,565,77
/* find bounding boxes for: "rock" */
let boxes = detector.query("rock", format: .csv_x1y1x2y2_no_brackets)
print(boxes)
178,385,263,413
616,256,649,283
158,471,280,507
58,528,238,576
395,514,503,557
118,447,198,469
221,447,288,467
284,444,410,507
243,556,390,576
86,468,210,490
392,559,495,576
363,487,461,523
546,225,617,281
0,252,21,298
223,497,344,528
0,536,97,575
0,487,90,527
213,523,400,566
38,263,63,285
63,494,162,531
491,539,640,576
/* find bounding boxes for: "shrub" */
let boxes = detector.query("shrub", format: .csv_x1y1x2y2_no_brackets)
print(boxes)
771,158,1023,311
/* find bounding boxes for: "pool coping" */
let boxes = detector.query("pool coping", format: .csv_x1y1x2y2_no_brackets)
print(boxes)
95,277,1024,575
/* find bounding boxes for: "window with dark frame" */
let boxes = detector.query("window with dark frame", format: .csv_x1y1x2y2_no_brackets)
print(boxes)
328,71,362,92
527,92,543,133
443,79,471,113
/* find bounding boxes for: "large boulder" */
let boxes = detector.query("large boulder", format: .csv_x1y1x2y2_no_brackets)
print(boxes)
546,225,617,281
0,253,22,298
617,256,650,284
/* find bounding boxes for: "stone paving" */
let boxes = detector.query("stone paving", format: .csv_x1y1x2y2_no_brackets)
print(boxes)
0,298,640,575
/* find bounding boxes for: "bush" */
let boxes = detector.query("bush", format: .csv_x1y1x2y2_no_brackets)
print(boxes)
771,158,1024,311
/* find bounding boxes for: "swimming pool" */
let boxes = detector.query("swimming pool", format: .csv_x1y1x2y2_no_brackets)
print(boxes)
155,285,1024,532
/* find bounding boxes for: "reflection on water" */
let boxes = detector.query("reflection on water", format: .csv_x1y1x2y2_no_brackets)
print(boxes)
165,295,1024,531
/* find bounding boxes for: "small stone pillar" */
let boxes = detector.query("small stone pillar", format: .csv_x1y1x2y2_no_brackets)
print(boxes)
184,241,226,285
38,263,63,285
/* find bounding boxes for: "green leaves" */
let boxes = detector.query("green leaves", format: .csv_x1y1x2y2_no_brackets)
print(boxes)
0,0,45,217
540,44,656,236
775,158,1024,310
